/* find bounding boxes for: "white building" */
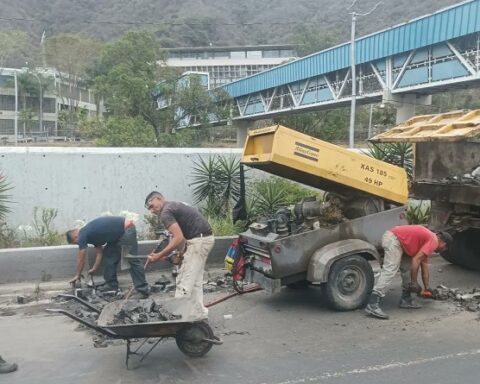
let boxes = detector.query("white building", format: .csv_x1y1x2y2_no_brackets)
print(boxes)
0,67,99,141
164,45,298,88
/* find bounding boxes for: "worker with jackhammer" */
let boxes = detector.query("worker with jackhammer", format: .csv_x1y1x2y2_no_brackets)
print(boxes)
144,191,214,319
365,225,452,320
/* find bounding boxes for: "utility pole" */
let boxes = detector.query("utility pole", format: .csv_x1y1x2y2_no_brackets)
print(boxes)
14,72,18,146
348,0,382,148
32,72,43,136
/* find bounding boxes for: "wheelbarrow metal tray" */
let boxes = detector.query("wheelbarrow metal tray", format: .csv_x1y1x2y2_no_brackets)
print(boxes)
97,297,206,338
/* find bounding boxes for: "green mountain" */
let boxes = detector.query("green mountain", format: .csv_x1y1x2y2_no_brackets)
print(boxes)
1,0,464,46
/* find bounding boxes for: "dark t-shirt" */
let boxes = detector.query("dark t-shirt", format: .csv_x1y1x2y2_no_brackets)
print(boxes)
159,201,212,240
77,216,125,250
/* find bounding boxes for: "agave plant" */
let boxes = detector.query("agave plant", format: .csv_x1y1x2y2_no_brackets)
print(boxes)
367,142,413,178
0,173,12,222
249,178,289,218
407,200,431,224
190,155,242,216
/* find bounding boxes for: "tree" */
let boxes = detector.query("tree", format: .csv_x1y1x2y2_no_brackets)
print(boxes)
14,70,55,137
95,116,157,147
290,25,340,57
44,33,103,134
156,71,231,134
90,30,163,138
0,31,29,67
88,30,231,146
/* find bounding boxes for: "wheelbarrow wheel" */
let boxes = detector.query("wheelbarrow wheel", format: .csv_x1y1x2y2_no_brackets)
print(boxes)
176,322,214,358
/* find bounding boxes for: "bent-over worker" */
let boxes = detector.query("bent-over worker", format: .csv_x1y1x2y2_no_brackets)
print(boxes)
144,191,214,318
365,225,452,320
66,216,150,299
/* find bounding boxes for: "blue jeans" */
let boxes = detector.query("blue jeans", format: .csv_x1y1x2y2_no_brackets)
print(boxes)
102,226,149,294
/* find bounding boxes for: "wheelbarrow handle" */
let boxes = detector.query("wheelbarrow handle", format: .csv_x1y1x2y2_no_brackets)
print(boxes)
45,308,119,338
56,293,101,313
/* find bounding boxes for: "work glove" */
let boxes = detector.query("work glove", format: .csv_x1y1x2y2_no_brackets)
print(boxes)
419,288,434,298
408,281,422,294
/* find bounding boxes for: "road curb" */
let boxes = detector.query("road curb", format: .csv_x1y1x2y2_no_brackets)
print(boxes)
0,236,235,283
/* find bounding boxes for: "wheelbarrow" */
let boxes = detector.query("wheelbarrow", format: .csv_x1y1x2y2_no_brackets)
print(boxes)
46,294,222,369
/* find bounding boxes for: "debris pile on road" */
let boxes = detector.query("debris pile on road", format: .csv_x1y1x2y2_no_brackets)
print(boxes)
432,285,480,312
109,298,182,325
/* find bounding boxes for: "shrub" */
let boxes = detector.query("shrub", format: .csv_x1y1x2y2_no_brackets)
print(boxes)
208,215,246,236
407,200,431,225
367,142,413,178
248,176,321,219
31,207,64,246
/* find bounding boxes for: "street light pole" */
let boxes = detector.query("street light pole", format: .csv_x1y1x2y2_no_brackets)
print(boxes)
349,11,357,149
14,72,18,146
31,72,43,136
348,0,382,148
368,103,373,139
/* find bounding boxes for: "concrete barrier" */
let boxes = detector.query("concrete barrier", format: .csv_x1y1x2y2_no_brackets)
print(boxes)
0,236,235,283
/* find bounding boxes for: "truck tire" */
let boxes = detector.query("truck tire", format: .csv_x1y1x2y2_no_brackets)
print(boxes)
441,229,480,271
323,255,374,311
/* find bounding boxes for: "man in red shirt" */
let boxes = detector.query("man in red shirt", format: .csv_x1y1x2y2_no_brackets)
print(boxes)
365,225,452,320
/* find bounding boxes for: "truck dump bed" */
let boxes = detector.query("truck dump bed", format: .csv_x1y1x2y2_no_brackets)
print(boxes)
242,125,408,204
370,109,480,207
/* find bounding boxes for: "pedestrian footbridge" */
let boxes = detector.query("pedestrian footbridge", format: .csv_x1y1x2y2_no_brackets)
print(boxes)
222,0,480,123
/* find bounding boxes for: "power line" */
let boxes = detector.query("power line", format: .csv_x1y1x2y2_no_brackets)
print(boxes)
0,16,340,27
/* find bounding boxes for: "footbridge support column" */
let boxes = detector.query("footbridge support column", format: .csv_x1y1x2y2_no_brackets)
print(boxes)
235,119,273,147
382,91,432,124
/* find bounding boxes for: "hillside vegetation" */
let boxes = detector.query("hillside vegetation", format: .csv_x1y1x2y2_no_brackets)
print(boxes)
1,0,462,46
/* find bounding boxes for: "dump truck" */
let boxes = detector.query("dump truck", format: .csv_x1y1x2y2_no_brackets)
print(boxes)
232,125,409,311
370,109,480,270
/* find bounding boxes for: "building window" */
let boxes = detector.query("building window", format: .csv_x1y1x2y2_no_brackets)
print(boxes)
43,97,56,113
230,51,245,59
263,50,280,58
0,75,14,88
246,50,262,59
280,49,296,57
214,51,229,59
0,95,15,111
0,119,14,135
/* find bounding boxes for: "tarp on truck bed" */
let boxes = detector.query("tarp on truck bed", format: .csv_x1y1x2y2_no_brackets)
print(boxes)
370,110,480,143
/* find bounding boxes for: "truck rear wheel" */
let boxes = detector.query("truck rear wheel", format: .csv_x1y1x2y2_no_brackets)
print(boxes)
441,229,480,271
324,255,374,311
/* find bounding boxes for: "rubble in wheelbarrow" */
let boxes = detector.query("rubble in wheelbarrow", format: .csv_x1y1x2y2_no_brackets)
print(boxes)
432,285,480,312
109,298,182,325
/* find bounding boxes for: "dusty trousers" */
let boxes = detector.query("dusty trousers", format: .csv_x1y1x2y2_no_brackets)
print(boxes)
175,235,214,319
373,230,411,297
103,225,149,294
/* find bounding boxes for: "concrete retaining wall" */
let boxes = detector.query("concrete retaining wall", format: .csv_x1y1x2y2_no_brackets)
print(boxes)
0,147,242,231
0,236,234,283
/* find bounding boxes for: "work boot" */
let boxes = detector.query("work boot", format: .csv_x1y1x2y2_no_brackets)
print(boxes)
96,283,119,293
125,290,150,300
399,290,422,309
0,356,18,374
365,292,389,319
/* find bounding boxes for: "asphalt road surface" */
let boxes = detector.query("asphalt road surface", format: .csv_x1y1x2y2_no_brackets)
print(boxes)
1,257,479,384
